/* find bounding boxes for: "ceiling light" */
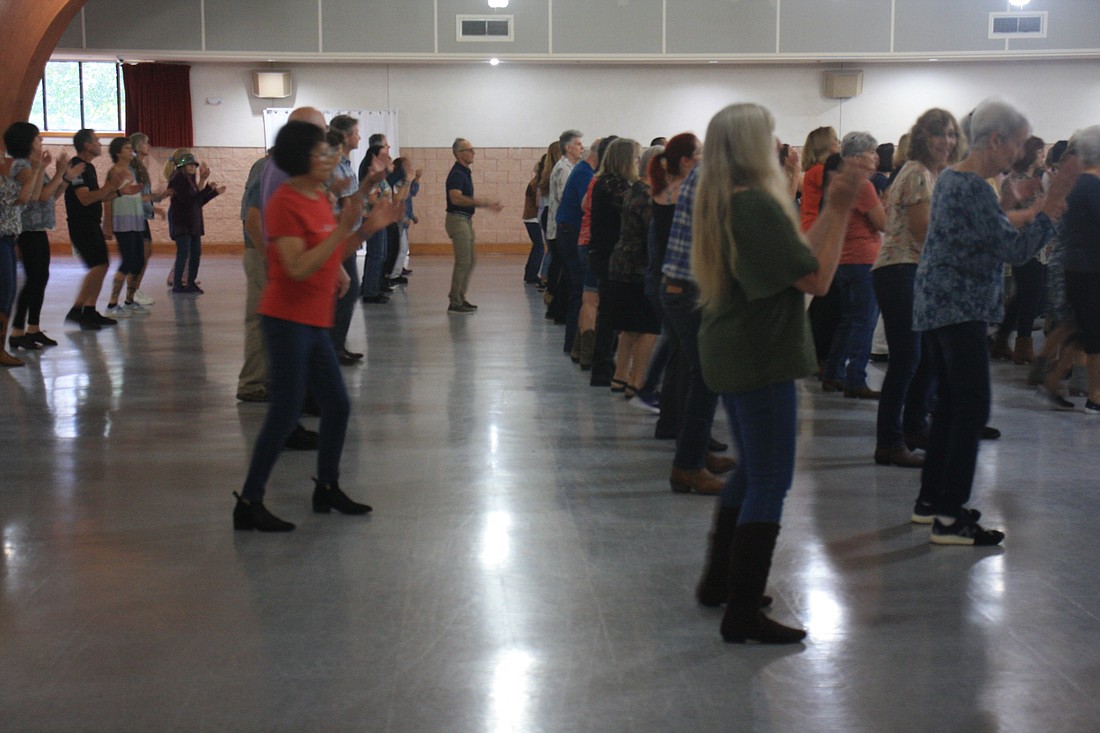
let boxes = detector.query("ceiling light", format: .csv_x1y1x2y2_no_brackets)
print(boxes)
488,0,509,8
489,58,500,66
1008,0,1031,7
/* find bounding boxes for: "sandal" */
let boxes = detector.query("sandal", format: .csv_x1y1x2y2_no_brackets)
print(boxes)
610,378,629,393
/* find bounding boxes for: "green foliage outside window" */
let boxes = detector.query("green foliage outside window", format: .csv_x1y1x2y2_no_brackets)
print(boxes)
29,61,124,133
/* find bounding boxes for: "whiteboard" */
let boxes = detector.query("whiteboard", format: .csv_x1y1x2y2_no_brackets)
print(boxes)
262,108,399,177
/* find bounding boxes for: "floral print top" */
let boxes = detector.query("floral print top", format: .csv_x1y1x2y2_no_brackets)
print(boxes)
873,160,935,270
913,168,1054,332
0,169,23,237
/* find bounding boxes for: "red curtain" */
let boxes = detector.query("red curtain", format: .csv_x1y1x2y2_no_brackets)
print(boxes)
122,63,193,148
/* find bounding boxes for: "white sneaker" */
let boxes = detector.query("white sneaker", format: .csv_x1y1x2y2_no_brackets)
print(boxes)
132,290,155,306
105,304,133,319
124,302,151,315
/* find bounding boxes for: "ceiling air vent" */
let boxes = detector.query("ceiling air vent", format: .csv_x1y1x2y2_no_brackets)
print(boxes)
457,15,514,42
989,11,1047,39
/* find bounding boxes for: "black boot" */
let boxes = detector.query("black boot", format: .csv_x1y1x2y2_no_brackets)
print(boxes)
312,479,372,515
696,506,740,606
233,492,296,532
696,506,773,608
719,522,805,644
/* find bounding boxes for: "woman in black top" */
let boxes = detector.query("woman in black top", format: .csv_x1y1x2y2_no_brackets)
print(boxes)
587,138,640,385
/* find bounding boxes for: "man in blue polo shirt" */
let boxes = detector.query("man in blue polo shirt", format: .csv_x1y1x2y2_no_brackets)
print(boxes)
445,138,502,314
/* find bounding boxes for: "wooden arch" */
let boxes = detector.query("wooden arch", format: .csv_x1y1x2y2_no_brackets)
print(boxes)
0,0,88,135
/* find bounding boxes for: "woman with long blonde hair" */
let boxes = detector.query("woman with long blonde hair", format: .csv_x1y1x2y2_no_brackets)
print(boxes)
691,103,864,644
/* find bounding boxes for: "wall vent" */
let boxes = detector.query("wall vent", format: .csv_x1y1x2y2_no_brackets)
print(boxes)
457,15,514,42
989,11,1047,39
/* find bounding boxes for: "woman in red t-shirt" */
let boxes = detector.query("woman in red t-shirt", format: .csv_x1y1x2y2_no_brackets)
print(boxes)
232,121,397,532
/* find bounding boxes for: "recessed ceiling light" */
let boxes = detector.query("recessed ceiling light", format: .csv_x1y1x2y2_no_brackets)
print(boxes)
1008,0,1030,6
489,58,500,66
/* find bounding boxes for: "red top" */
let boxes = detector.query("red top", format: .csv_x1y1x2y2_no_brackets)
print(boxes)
799,164,825,232
840,178,883,265
259,185,343,328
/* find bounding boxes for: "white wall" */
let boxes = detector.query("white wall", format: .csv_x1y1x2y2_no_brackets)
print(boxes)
190,59,1100,149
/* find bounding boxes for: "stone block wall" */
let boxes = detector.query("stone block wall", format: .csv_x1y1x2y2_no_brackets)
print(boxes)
42,143,545,252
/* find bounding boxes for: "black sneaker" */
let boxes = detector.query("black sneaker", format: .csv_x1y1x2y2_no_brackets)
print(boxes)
930,515,1004,546
912,503,981,525
90,311,118,326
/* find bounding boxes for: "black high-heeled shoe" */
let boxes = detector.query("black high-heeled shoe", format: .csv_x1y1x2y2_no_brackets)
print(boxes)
27,331,58,347
312,479,372,515
233,492,296,532
8,334,41,351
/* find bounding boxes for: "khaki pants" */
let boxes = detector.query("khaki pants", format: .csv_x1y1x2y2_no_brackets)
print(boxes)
237,246,268,395
445,213,476,308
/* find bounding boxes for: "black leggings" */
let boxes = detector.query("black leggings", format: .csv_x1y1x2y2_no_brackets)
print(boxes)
13,230,50,329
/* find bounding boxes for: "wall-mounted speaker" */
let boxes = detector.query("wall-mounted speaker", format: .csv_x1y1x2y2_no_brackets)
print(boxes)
251,71,293,98
823,70,863,99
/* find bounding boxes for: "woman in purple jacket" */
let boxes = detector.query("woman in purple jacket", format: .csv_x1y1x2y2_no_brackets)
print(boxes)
164,150,223,294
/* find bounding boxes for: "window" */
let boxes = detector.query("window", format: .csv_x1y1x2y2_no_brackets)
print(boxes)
28,61,126,134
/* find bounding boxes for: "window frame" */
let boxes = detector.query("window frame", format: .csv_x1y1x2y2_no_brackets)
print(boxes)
32,60,126,138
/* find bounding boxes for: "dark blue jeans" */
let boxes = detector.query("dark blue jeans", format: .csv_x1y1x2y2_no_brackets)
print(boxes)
719,381,798,525
0,235,16,315
824,264,878,387
661,282,718,471
241,316,350,502
361,229,388,298
557,222,583,351
872,264,933,448
331,254,359,351
917,321,990,516
172,234,201,287
523,221,544,282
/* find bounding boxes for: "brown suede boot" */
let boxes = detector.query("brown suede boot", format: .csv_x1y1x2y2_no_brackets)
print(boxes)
0,315,25,368
704,452,736,475
720,522,806,644
669,467,723,495
1012,336,1034,365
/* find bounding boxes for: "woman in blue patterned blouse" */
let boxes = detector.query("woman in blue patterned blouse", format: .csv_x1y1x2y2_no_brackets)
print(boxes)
910,99,1080,546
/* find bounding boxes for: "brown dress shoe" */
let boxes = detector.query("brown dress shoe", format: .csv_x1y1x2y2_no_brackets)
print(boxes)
705,452,736,475
669,467,724,495
843,385,881,399
873,445,924,468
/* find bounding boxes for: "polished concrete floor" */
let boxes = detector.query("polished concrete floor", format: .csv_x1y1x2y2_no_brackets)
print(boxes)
2,255,1099,733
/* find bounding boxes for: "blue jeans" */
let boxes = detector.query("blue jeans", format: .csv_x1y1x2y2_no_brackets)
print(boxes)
241,316,350,502
661,282,718,471
557,222,583,351
872,264,933,448
331,255,359,351
523,221,543,282
0,235,16,315
361,229,388,298
719,381,798,525
173,234,201,286
824,264,879,387
917,321,990,516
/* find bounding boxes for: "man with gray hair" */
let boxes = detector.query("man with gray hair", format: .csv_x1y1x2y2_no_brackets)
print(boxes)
444,138,502,314
545,129,584,324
